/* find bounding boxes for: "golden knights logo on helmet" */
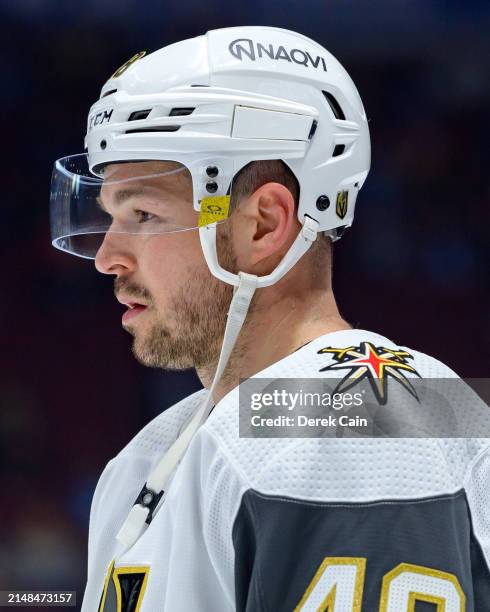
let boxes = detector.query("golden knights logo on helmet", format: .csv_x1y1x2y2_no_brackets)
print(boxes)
111,51,146,79
335,189,349,219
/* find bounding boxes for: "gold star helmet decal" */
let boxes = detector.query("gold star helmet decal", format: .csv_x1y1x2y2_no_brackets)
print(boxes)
318,341,421,405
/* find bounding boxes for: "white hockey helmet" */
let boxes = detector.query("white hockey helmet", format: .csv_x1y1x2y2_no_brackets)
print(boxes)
50,25,370,287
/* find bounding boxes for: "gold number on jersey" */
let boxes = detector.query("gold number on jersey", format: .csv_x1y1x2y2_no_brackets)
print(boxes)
294,557,365,611
380,563,465,612
295,558,465,611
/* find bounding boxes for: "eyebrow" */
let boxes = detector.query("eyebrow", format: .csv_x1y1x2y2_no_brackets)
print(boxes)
97,187,150,212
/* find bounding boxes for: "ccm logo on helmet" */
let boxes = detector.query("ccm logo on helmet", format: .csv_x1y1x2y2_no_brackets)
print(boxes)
88,108,113,132
228,38,327,72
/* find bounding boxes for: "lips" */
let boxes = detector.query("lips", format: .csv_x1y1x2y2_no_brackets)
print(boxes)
122,302,148,324
118,297,148,323
116,292,150,324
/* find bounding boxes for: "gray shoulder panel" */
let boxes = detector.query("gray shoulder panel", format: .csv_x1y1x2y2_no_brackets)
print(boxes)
232,489,490,611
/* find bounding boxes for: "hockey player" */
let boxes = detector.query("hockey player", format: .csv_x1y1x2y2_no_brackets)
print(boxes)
49,27,489,611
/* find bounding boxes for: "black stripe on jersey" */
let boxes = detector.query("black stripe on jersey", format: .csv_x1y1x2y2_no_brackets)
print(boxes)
232,488,490,611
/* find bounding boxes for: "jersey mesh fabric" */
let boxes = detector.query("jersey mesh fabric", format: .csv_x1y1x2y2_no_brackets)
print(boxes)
202,329,490,580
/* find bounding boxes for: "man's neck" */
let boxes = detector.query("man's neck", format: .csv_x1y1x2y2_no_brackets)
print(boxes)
196,287,351,404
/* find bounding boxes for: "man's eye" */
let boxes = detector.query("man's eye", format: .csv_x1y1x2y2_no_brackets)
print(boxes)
135,210,156,223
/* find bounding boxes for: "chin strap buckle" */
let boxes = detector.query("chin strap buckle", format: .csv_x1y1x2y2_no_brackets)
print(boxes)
116,484,165,550
134,484,164,525
301,215,319,243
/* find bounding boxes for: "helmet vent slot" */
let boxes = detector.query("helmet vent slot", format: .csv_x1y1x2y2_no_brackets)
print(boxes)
332,144,345,157
322,91,345,120
169,107,195,116
128,109,152,121
125,125,181,134
101,89,117,99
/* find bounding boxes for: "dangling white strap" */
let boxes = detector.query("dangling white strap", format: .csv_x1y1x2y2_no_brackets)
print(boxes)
116,272,258,550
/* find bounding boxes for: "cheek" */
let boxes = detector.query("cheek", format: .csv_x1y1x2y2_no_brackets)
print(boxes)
141,232,207,299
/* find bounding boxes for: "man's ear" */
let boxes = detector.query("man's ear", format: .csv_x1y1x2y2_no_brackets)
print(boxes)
233,182,299,271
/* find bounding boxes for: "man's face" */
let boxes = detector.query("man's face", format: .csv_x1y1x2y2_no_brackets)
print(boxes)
95,161,236,370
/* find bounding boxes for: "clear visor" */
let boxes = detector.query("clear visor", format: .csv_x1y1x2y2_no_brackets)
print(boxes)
50,154,231,258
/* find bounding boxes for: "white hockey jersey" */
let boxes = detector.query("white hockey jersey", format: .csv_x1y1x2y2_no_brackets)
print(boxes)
82,329,490,611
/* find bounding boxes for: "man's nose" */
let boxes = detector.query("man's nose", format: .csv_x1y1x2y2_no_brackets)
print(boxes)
94,232,136,275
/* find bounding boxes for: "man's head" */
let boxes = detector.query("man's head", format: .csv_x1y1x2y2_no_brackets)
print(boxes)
50,27,370,376
95,159,332,371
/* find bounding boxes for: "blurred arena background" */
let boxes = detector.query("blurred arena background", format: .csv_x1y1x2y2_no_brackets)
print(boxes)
1,0,489,601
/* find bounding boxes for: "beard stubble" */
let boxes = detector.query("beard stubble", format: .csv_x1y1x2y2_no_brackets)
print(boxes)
118,224,238,370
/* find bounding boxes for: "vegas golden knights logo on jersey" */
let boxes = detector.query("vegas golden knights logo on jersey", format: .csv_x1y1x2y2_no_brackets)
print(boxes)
98,560,149,612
